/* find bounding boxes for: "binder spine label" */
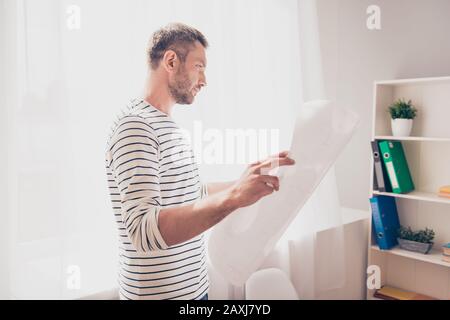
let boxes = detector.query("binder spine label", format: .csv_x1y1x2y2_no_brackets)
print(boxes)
374,163,384,191
386,162,399,189
371,199,387,249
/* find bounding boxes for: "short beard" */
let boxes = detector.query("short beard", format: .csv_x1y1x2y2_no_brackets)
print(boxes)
168,65,194,105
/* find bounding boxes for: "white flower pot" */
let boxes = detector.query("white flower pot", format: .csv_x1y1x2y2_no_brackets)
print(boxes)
391,118,413,137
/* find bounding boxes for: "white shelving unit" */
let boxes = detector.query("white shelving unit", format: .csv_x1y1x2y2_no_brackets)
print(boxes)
367,76,450,300
372,190,450,205
371,246,450,269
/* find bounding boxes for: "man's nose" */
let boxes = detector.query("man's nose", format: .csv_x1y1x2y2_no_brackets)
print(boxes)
199,72,207,87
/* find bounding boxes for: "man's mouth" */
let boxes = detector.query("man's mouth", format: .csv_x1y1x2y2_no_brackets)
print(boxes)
192,87,200,97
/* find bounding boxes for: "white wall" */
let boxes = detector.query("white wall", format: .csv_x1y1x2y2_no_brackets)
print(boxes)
317,0,450,211
0,0,13,299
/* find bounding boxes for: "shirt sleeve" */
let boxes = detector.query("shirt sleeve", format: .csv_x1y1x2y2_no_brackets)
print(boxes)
107,115,168,253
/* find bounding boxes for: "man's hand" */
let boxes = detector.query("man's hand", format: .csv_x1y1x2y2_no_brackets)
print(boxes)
158,151,295,247
227,151,295,209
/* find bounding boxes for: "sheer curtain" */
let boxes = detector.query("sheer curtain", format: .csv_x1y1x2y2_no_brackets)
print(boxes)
283,0,347,299
0,0,345,299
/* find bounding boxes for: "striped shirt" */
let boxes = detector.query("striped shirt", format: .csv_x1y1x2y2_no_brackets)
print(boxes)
105,99,209,300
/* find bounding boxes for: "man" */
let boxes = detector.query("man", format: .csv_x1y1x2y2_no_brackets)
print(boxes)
105,23,295,300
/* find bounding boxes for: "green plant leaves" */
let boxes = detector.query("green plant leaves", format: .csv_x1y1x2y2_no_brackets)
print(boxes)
388,98,418,119
397,226,435,244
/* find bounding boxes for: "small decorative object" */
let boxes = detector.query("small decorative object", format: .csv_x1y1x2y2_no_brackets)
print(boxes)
443,242,450,255
388,98,418,137
397,226,434,254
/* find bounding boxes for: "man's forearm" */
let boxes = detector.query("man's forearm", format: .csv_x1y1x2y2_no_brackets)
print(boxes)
206,181,236,196
158,188,238,247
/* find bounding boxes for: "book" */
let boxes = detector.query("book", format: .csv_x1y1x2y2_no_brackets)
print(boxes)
439,185,450,194
371,141,392,192
438,186,450,199
438,192,450,199
378,141,415,194
370,196,400,250
374,286,437,300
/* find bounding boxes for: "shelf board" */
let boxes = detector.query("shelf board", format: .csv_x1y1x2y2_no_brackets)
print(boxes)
374,136,450,142
371,245,450,268
372,190,450,205
375,76,450,86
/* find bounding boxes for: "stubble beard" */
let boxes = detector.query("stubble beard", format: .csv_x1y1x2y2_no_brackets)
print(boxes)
168,65,194,105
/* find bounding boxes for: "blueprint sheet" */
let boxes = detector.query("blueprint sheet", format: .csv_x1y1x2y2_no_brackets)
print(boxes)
208,100,359,286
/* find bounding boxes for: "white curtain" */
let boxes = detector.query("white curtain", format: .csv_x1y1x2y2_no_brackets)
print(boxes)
0,0,345,299
284,0,347,299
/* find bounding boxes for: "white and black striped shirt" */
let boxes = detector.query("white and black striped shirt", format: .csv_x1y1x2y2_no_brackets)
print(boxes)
105,99,209,300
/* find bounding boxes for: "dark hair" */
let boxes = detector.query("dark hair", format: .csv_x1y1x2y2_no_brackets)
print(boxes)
147,23,209,70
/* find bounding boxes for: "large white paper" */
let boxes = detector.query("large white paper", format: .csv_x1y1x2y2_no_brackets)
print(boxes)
208,100,359,286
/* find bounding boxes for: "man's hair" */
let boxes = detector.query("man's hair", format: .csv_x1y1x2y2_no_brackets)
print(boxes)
147,23,209,70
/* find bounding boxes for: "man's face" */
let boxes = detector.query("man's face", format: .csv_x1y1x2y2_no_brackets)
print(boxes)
168,41,207,105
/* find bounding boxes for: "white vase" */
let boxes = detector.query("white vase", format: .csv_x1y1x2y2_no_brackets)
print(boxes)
391,118,413,137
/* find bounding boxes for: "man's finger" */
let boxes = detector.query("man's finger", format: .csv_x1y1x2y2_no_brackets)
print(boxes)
253,157,295,174
278,150,290,158
250,151,290,169
261,184,275,196
269,150,290,159
258,175,280,191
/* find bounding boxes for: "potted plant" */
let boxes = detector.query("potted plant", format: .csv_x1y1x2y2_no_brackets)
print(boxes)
397,226,435,254
388,98,418,137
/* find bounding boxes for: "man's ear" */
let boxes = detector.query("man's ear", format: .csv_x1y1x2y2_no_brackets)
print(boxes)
162,50,179,73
